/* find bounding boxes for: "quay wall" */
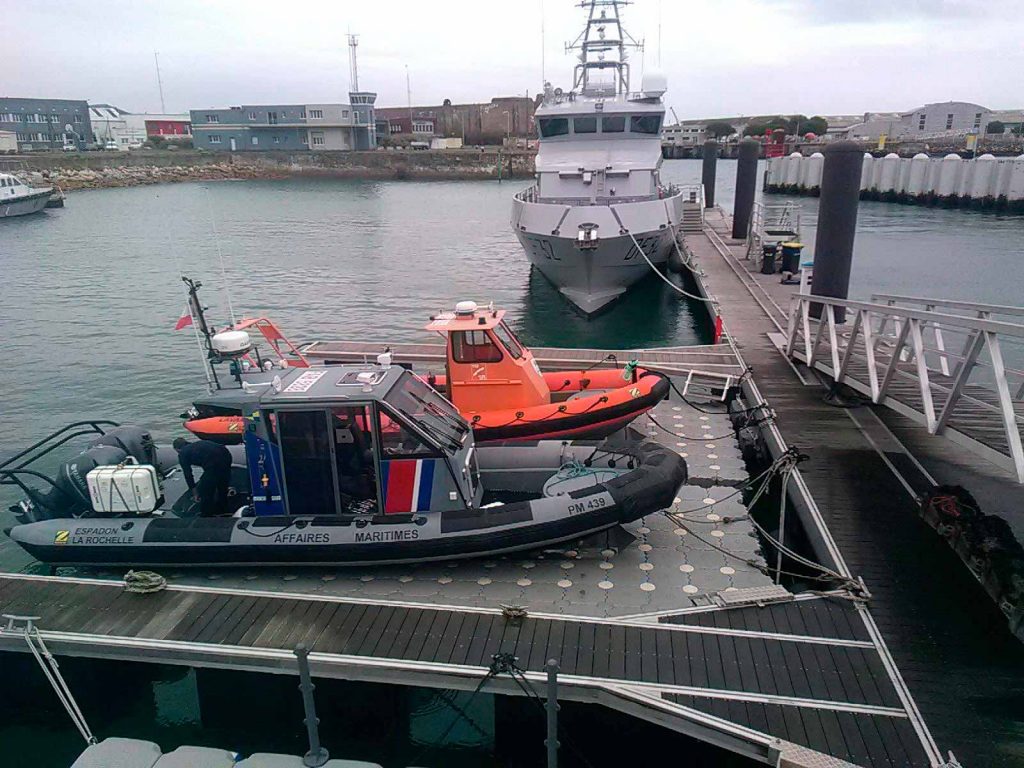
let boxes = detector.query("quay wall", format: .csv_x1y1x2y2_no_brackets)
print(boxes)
8,149,536,190
764,151,1024,212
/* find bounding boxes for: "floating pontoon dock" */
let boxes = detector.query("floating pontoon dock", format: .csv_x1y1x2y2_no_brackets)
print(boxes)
8,209,1024,766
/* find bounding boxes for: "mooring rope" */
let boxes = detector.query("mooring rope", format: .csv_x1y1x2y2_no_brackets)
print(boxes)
123,570,167,594
617,224,717,304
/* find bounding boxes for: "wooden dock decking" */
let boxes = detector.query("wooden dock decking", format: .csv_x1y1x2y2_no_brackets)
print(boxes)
0,573,931,767
686,209,1024,766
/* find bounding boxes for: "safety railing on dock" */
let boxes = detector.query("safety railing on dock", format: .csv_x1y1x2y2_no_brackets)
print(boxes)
784,294,1024,482
746,201,802,258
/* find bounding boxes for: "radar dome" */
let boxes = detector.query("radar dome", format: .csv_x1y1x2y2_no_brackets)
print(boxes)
641,69,667,96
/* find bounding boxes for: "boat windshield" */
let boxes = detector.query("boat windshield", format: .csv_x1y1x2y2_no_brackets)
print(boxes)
385,371,469,452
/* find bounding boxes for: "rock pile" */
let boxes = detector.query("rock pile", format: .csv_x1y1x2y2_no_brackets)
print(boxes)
26,162,283,191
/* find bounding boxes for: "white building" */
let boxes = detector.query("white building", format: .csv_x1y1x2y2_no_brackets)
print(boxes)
89,105,147,150
662,122,707,146
841,102,993,141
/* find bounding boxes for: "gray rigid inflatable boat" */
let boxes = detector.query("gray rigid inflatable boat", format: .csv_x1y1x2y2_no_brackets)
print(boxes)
5,366,686,568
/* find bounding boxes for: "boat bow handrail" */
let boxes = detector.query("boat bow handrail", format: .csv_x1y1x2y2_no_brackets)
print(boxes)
0,420,120,476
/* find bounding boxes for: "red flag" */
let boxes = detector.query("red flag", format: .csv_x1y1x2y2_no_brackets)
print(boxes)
174,306,193,331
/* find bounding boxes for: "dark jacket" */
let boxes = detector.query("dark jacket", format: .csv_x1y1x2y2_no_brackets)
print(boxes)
177,440,232,489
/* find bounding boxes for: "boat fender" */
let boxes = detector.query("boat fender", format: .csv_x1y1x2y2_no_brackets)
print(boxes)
622,360,639,383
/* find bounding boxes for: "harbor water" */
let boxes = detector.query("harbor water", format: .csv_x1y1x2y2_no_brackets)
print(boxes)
1,159,1023,765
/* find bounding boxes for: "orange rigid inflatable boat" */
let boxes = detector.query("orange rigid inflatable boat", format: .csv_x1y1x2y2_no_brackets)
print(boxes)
184,302,668,443
421,301,668,441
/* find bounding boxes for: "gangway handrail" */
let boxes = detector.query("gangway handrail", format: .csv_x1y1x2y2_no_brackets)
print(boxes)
0,420,120,475
784,293,1024,482
871,294,1024,320
788,295,1024,339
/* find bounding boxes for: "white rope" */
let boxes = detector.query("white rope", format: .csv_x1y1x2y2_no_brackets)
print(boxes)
621,225,716,304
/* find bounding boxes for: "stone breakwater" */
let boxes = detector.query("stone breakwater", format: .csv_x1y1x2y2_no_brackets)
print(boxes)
15,148,536,191
25,162,275,191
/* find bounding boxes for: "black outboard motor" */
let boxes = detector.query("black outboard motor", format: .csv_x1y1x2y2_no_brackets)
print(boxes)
28,444,130,520
89,426,157,466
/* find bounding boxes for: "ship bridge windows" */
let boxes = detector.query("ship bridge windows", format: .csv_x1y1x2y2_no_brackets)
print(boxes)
601,115,625,133
452,330,503,364
630,115,662,134
573,117,597,134
539,117,570,137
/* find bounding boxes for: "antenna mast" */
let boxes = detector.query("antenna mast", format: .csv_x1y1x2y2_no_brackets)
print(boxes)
565,0,644,96
405,65,412,126
154,52,166,112
347,33,360,92
541,0,546,84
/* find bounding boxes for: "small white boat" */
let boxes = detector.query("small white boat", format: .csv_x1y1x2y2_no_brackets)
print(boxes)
0,172,53,218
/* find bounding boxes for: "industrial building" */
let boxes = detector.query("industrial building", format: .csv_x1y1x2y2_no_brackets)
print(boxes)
190,94,376,152
0,97,92,151
842,101,996,141
375,97,534,145
90,105,192,150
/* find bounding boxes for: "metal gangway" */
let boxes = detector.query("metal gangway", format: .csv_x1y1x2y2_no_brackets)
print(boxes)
746,201,802,258
784,293,1024,482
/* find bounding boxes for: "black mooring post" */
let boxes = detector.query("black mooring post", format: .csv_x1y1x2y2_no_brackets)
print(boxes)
701,140,719,208
810,141,865,322
545,659,560,768
731,138,760,239
294,644,329,768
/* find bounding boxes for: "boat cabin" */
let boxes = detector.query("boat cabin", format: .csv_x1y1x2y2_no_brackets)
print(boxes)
241,364,478,517
532,100,665,204
1,173,30,199
425,301,551,415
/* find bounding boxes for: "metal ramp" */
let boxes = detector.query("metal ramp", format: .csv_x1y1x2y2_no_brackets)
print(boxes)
785,293,1024,482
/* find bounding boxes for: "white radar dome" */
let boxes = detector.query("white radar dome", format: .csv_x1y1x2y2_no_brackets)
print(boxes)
455,300,479,315
641,69,667,96
211,330,252,357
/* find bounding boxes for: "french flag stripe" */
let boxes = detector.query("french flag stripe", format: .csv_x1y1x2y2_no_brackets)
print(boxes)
384,460,417,514
415,460,435,511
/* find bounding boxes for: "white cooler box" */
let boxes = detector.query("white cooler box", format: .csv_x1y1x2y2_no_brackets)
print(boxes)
86,460,163,514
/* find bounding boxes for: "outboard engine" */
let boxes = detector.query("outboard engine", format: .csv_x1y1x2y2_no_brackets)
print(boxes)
89,426,157,466
28,444,130,519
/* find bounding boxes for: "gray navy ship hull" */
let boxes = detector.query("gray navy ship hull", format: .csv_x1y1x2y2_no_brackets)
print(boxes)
515,228,674,314
512,191,685,315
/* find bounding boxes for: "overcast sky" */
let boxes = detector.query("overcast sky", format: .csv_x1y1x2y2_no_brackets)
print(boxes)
6,0,1022,118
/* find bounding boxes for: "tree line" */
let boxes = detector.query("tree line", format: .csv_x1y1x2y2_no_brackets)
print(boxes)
701,115,829,139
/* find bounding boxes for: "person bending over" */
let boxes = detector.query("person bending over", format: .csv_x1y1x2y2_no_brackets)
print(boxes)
172,438,233,517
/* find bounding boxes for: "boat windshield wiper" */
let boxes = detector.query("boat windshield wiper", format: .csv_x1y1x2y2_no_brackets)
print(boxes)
395,407,462,454
408,391,470,434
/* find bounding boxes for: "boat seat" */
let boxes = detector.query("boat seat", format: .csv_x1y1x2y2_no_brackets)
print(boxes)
235,755,383,768
152,745,238,768
71,738,162,768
